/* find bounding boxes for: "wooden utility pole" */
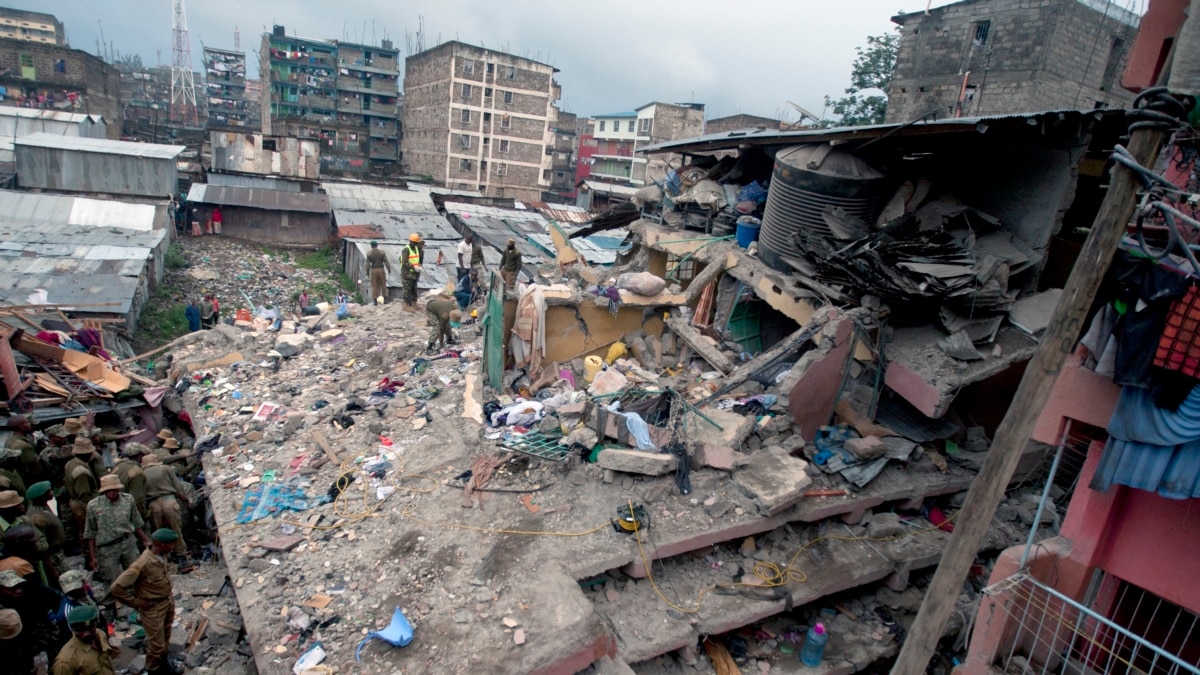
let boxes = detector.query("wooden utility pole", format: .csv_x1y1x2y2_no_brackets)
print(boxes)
891,125,1167,674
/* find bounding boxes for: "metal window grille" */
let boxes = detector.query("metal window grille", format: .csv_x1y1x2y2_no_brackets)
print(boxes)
974,20,992,46
983,571,1200,674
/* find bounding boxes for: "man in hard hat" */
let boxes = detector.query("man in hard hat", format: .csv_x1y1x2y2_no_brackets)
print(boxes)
401,233,425,312
84,474,150,583
110,528,181,675
52,604,118,675
501,237,521,288
366,241,394,305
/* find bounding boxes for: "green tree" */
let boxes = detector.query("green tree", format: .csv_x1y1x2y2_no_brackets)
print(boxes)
823,31,900,127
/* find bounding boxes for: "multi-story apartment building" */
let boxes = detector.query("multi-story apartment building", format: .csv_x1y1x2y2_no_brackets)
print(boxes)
886,0,1138,122
260,25,400,177
547,109,577,200
587,101,705,187
203,46,259,131
0,7,64,46
402,41,562,201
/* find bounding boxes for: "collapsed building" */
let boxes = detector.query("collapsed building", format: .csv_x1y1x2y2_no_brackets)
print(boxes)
111,105,1180,675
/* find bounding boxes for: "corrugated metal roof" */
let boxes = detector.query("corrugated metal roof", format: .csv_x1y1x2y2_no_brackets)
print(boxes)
0,190,167,314
580,181,639,196
345,240,475,291
332,210,459,241
444,201,549,223
528,202,592,225
321,181,440,214
0,108,104,124
187,183,330,213
638,109,1123,155
0,190,163,236
15,132,185,159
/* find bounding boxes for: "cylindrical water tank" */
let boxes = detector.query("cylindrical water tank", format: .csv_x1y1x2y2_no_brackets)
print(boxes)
758,144,890,272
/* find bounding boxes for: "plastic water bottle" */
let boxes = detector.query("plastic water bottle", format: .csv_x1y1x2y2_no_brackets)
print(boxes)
799,622,828,667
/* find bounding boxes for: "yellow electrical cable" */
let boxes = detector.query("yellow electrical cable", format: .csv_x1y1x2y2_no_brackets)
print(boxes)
630,499,963,615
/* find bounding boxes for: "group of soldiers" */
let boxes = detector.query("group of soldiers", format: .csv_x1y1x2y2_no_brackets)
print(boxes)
0,414,198,674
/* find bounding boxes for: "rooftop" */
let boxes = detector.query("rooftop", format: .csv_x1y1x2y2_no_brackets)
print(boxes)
0,108,104,124
15,133,186,159
407,40,560,72
186,184,330,213
593,112,638,119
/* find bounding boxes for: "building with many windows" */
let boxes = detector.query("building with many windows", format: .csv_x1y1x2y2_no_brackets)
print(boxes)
260,25,400,177
586,101,705,187
203,46,258,131
0,7,64,45
402,41,562,201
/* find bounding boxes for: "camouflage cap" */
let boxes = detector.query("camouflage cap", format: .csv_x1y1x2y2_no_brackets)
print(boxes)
0,570,24,588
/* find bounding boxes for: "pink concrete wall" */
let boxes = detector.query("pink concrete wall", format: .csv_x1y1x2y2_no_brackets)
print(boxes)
1120,0,1190,93
1030,351,1121,445
788,318,852,442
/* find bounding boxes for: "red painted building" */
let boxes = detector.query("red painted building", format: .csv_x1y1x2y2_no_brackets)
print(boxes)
574,133,597,188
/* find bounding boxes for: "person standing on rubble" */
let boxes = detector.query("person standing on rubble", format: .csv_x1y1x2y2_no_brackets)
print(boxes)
83,474,149,583
63,438,99,538
401,233,424,311
184,299,200,332
108,529,181,675
113,444,148,522
140,454,187,559
366,241,393,305
471,232,486,277
25,482,67,588
425,296,462,353
456,235,473,285
501,238,521,288
199,294,215,329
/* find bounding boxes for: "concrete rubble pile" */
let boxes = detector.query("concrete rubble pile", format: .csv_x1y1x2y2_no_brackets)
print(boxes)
153,239,1050,674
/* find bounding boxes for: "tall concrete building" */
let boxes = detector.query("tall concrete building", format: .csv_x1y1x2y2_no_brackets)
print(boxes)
548,109,577,200
588,101,705,187
204,46,259,131
402,41,561,201
886,0,1139,122
0,7,64,45
260,26,401,177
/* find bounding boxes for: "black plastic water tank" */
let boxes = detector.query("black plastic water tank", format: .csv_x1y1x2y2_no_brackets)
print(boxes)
758,144,890,272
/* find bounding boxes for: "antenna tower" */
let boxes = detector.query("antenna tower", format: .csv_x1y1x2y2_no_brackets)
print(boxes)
170,0,199,126
235,26,241,50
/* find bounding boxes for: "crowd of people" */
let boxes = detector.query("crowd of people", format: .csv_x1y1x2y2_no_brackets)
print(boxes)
0,414,200,674
168,194,223,238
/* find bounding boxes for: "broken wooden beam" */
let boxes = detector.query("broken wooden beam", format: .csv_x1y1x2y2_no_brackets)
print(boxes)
665,318,735,374
682,256,729,304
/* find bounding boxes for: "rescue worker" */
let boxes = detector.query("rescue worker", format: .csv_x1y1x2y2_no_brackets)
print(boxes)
25,481,67,590
365,241,394,305
425,296,463,353
52,570,108,647
113,444,149,521
0,608,31,675
84,474,150,583
141,453,188,557
401,233,424,311
0,491,53,587
456,235,473,285
109,529,181,675
52,605,118,675
64,438,99,537
501,237,521,288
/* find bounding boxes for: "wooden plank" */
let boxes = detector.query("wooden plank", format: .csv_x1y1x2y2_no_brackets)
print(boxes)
665,317,735,374
118,342,175,365
310,430,340,465
892,127,1168,673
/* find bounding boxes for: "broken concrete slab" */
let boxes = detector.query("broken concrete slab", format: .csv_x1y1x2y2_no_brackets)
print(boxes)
689,407,754,450
596,449,678,476
697,442,750,471
1008,288,1063,336
733,446,813,516
845,436,887,461
786,318,853,441
666,318,735,374
587,368,629,396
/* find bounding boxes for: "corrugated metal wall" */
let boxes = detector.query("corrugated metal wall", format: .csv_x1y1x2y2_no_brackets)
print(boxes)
15,146,178,198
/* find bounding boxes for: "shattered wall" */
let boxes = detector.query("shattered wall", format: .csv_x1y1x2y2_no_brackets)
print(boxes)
541,303,664,364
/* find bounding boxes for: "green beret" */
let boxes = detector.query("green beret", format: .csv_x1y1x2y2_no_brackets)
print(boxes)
67,605,99,625
151,528,179,543
25,481,52,501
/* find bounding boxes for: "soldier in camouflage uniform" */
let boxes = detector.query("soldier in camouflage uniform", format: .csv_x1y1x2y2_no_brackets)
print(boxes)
84,475,149,584
0,490,54,586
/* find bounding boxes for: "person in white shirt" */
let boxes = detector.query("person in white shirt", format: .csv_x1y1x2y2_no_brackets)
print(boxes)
456,236,473,286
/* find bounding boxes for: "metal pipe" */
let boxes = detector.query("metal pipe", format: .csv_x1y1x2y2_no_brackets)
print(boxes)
1019,422,1070,569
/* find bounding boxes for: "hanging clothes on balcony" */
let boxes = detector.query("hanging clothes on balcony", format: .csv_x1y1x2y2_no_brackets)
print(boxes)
1092,383,1200,499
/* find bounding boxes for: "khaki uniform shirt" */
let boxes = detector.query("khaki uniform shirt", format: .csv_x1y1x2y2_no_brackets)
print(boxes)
502,247,522,272
366,247,387,268
52,632,117,675
83,493,143,545
64,458,97,503
142,464,187,500
28,504,66,551
113,461,147,517
109,549,174,607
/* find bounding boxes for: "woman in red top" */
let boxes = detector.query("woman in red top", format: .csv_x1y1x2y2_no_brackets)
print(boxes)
212,206,223,235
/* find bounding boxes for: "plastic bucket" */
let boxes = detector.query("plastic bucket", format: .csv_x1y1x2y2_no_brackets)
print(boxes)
736,217,761,248
583,355,604,383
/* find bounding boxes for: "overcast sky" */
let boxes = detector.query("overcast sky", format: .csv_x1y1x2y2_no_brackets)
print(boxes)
38,0,963,122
